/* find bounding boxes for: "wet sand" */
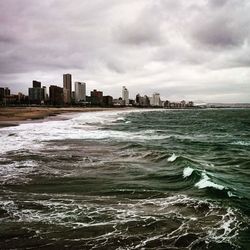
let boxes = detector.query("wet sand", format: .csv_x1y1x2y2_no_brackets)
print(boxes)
0,107,126,127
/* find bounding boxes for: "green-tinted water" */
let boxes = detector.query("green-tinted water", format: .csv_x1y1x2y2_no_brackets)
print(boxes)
0,109,249,249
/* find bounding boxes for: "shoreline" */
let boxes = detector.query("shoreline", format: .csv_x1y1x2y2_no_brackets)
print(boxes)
0,107,132,128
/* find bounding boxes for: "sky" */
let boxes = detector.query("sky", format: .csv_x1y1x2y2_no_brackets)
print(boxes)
0,0,250,103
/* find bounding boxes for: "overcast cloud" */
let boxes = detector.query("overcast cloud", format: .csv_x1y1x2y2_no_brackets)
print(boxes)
0,0,250,102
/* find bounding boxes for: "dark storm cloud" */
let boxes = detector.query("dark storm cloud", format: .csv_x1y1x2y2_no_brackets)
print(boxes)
0,0,249,102
189,0,250,49
192,17,245,48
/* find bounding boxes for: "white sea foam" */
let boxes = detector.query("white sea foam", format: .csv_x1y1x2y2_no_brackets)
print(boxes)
0,160,38,184
231,141,250,146
116,117,126,122
0,194,243,246
195,172,225,190
227,191,237,198
167,153,178,162
183,166,194,178
0,110,167,155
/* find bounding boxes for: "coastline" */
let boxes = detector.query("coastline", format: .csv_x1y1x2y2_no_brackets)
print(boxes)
0,107,130,128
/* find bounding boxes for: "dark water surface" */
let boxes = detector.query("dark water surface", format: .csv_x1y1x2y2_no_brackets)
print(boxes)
0,109,249,249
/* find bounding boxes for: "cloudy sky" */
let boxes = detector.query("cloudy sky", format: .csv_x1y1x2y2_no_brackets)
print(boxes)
1,0,250,103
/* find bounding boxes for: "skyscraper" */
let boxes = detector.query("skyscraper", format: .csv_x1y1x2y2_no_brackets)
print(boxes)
75,82,86,102
150,93,161,106
63,74,72,104
122,86,129,106
29,81,44,104
33,80,41,88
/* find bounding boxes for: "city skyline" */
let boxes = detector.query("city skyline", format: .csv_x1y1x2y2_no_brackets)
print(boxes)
0,72,196,109
1,0,250,103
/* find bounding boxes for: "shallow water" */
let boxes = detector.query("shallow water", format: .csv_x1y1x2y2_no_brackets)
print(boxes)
0,109,249,249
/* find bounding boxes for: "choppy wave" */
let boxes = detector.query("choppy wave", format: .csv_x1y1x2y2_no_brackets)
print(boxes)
167,153,178,162
183,166,195,178
195,172,225,190
183,167,227,192
0,111,169,155
0,108,250,248
0,194,245,249
231,141,250,146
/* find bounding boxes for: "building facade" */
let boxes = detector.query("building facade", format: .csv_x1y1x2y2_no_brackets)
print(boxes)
122,86,129,106
0,88,4,103
49,85,64,105
4,87,10,96
33,80,41,88
90,89,103,106
150,93,161,106
75,82,86,103
103,95,113,107
63,74,72,104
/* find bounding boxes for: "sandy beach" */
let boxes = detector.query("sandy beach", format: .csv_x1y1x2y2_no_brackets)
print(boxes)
0,107,125,127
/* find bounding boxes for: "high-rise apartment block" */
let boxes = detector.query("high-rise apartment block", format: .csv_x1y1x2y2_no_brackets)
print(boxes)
122,86,129,105
33,80,41,88
136,94,150,107
63,74,72,104
29,80,45,104
151,93,161,106
49,85,64,105
75,82,86,102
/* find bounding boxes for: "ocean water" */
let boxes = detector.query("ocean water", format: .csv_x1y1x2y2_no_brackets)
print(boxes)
0,109,249,249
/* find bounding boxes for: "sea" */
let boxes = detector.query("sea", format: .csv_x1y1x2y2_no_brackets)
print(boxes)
0,108,249,249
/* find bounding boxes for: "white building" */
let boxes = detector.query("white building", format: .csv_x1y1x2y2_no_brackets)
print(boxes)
122,86,129,105
75,82,86,102
150,93,161,106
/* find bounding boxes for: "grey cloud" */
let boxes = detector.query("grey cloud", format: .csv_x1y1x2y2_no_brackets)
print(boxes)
208,0,229,8
0,0,249,102
115,22,162,46
189,0,250,49
114,4,164,46
192,17,246,48
0,35,17,45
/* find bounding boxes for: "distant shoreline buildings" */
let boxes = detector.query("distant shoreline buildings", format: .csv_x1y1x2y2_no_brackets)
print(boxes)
0,73,194,108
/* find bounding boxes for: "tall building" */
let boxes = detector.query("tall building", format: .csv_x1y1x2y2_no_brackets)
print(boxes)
63,74,72,104
122,86,129,105
75,82,86,102
0,88,4,103
29,88,44,104
42,86,48,101
4,87,10,96
150,93,161,106
136,94,150,107
33,80,41,88
28,81,44,104
49,85,64,105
